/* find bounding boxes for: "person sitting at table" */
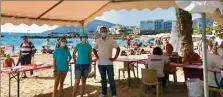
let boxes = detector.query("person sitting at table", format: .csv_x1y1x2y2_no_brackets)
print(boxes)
4,54,15,68
140,49,146,54
163,41,177,83
217,41,223,60
120,50,127,56
145,47,168,89
213,42,218,55
183,47,203,81
41,46,47,54
206,52,222,89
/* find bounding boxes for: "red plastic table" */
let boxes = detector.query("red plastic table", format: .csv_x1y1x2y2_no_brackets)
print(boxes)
169,63,203,69
1,58,98,97
1,63,53,97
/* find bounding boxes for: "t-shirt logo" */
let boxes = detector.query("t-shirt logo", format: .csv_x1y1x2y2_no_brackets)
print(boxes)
151,59,162,61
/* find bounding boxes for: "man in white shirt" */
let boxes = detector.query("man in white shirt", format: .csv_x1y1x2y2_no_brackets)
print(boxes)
207,52,222,88
217,41,223,58
93,27,120,97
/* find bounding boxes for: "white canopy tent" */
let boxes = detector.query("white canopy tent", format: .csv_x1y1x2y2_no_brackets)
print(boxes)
1,0,223,97
176,1,223,97
1,0,223,27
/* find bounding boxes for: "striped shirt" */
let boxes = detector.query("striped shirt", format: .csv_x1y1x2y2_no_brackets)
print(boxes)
20,42,36,55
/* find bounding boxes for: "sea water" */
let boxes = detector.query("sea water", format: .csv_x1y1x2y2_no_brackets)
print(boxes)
1,33,127,54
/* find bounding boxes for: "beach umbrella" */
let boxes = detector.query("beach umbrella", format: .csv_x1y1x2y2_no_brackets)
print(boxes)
145,38,154,44
134,38,142,43
176,1,223,97
1,1,223,97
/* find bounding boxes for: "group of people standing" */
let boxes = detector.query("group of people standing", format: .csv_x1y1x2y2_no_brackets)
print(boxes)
2,26,120,97
52,26,120,97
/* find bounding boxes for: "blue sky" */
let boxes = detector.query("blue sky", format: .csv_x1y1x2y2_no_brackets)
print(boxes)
1,7,201,33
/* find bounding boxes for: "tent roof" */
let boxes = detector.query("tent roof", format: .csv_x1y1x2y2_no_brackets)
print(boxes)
1,0,223,26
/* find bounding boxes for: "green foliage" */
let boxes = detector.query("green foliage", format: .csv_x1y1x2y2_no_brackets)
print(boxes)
213,23,223,36
119,27,132,35
88,30,94,33
193,25,214,35
206,26,213,35
192,26,201,34
155,30,170,34
75,33,80,36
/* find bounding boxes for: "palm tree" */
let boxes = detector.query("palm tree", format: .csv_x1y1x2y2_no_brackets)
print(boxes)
176,8,193,57
193,26,201,34
206,26,213,35
213,23,223,36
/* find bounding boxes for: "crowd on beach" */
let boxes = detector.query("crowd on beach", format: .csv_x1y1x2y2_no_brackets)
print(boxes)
1,26,223,97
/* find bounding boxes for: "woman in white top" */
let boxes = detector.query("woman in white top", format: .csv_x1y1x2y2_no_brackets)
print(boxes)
145,47,168,88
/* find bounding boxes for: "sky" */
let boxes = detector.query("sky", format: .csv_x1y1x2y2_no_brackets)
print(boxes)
1,7,201,33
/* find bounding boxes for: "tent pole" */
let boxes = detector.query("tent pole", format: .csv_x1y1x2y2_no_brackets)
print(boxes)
201,12,208,97
81,21,84,33
0,8,1,97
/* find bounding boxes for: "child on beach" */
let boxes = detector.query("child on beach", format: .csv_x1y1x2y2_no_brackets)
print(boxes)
72,33,92,97
52,37,72,97
41,46,47,54
4,54,15,68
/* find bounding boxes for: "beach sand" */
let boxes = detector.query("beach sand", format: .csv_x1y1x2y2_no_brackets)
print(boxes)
1,48,189,97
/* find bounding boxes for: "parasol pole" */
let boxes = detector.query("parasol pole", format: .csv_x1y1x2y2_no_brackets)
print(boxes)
0,4,2,97
201,12,209,97
0,10,1,97
81,21,85,33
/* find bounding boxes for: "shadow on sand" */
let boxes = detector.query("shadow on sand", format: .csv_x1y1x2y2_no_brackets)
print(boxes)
33,78,190,97
30,76,55,80
33,84,101,97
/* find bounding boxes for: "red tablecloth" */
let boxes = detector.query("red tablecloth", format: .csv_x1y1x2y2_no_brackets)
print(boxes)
169,63,203,69
169,63,223,73
1,63,53,74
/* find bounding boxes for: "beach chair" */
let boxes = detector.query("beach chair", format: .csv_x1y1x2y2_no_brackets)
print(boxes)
168,56,183,83
140,69,163,97
118,62,136,80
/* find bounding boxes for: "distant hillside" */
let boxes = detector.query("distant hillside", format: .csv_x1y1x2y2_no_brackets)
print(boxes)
42,20,116,34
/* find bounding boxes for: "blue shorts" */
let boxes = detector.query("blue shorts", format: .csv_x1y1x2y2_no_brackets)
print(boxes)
75,64,89,79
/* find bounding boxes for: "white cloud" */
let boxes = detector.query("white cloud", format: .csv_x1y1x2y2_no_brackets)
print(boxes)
1,23,58,33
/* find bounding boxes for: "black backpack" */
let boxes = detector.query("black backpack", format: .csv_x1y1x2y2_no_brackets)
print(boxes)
214,72,223,89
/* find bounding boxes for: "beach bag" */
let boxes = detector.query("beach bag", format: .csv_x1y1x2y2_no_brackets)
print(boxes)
214,71,223,89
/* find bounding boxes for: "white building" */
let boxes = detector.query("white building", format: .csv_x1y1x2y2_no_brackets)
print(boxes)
140,21,155,30
110,25,122,34
154,19,164,30
164,21,173,31
140,19,172,31
97,26,104,33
